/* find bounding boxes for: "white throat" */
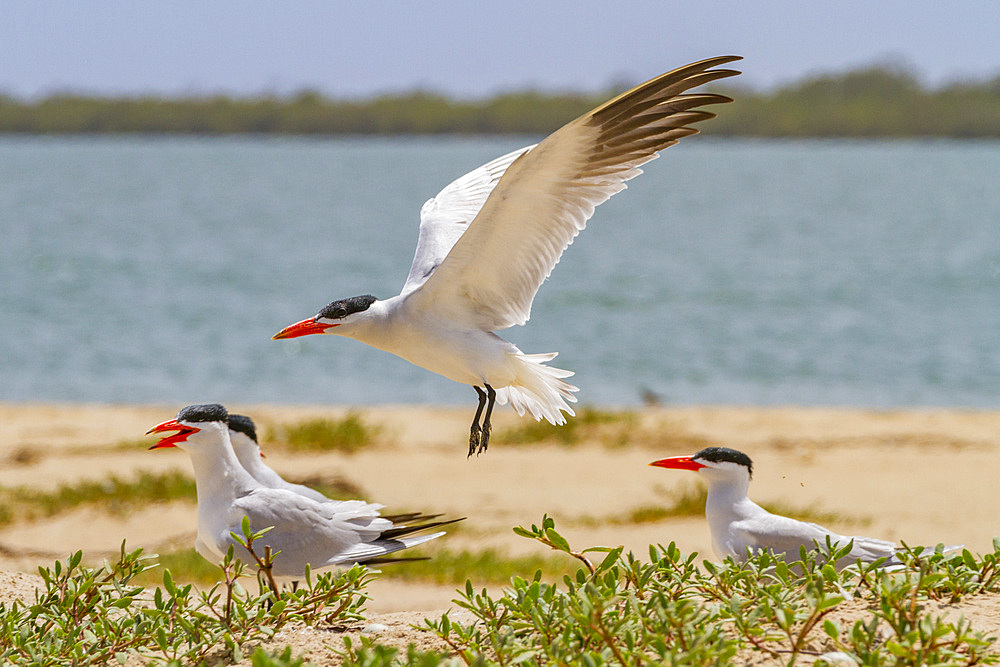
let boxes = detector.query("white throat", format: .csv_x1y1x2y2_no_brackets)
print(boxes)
181,426,258,518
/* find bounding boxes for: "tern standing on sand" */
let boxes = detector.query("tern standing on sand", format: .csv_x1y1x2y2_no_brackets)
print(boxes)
227,413,333,504
273,56,742,456
146,404,458,578
650,446,957,567
228,413,446,524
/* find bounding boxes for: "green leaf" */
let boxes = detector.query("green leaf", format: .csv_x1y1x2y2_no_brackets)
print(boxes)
162,568,175,595
817,595,845,612
595,547,624,573
885,640,909,657
510,651,539,664
544,528,571,553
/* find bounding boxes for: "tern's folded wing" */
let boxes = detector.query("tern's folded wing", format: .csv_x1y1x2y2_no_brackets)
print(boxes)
231,490,391,572
733,514,842,559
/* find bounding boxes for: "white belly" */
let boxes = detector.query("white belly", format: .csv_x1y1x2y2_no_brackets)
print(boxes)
358,316,519,387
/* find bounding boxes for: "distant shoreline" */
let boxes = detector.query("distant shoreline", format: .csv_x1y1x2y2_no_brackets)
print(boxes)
3,64,1000,138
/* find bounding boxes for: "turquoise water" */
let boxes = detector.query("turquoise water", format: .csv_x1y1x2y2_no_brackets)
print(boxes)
1,136,998,408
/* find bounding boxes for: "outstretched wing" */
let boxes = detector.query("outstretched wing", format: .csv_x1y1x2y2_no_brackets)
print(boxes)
400,145,535,296
408,56,741,329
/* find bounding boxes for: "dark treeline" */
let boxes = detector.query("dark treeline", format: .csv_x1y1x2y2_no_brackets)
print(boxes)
2,63,1000,137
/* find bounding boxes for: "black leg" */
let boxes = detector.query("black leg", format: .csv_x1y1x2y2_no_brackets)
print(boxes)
469,386,488,457
478,384,497,454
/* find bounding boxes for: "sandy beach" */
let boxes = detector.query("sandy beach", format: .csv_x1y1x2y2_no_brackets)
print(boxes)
2,402,999,661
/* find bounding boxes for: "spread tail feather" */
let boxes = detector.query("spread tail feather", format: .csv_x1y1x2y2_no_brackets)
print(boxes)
496,352,579,425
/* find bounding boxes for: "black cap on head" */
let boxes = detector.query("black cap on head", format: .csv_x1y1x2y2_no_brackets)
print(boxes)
177,403,229,424
319,295,376,320
693,446,753,478
228,414,258,443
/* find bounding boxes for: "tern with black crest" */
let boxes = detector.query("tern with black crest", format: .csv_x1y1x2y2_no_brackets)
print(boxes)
650,446,958,567
147,404,459,578
227,413,333,504
228,412,444,525
273,56,742,456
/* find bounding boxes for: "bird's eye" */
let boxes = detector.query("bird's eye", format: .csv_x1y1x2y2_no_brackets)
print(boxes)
337,309,347,318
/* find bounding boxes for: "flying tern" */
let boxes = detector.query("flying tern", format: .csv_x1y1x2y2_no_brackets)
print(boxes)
273,56,742,456
147,403,458,577
650,446,956,567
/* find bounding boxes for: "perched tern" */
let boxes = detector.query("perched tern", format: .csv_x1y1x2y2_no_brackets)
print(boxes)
228,413,445,524
147,404,458,577
273,56,742,456
227,413,337,504
650,446,956,567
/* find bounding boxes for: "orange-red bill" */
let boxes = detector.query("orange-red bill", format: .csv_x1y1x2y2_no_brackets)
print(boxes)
271,318,339,340
648,455,706,471
146,419,200,449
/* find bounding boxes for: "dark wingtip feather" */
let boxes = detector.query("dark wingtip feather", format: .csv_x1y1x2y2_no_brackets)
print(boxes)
362,555,433,565
380,516,466,541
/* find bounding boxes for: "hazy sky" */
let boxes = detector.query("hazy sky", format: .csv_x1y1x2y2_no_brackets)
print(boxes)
4,1,1000,98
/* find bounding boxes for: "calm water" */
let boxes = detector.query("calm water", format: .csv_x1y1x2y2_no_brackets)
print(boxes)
1,136,998,409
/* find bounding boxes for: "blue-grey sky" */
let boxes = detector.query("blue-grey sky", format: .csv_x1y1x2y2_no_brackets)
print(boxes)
4,1,1000,99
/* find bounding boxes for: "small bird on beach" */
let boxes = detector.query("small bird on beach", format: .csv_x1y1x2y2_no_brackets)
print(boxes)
272,56,742,457
649,446,956,567
228,413,446,524
147,403,459,578
227,413,338,504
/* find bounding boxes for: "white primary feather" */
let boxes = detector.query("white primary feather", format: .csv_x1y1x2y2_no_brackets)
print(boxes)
402,145,535,296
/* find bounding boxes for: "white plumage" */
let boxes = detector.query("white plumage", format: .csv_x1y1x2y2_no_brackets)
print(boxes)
227,414,335,504
274,56,742,455
147,404,454,578
650,446,958,567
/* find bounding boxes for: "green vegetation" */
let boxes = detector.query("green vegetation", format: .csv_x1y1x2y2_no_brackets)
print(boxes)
711,63,1000,138
267,412,381,453
5,515,1000,665
5,63,1000,137
371,548,574,585
0,470,195,527
135,548,222,586
0,537,370,665
347,517,1000,666
137,547,574,587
